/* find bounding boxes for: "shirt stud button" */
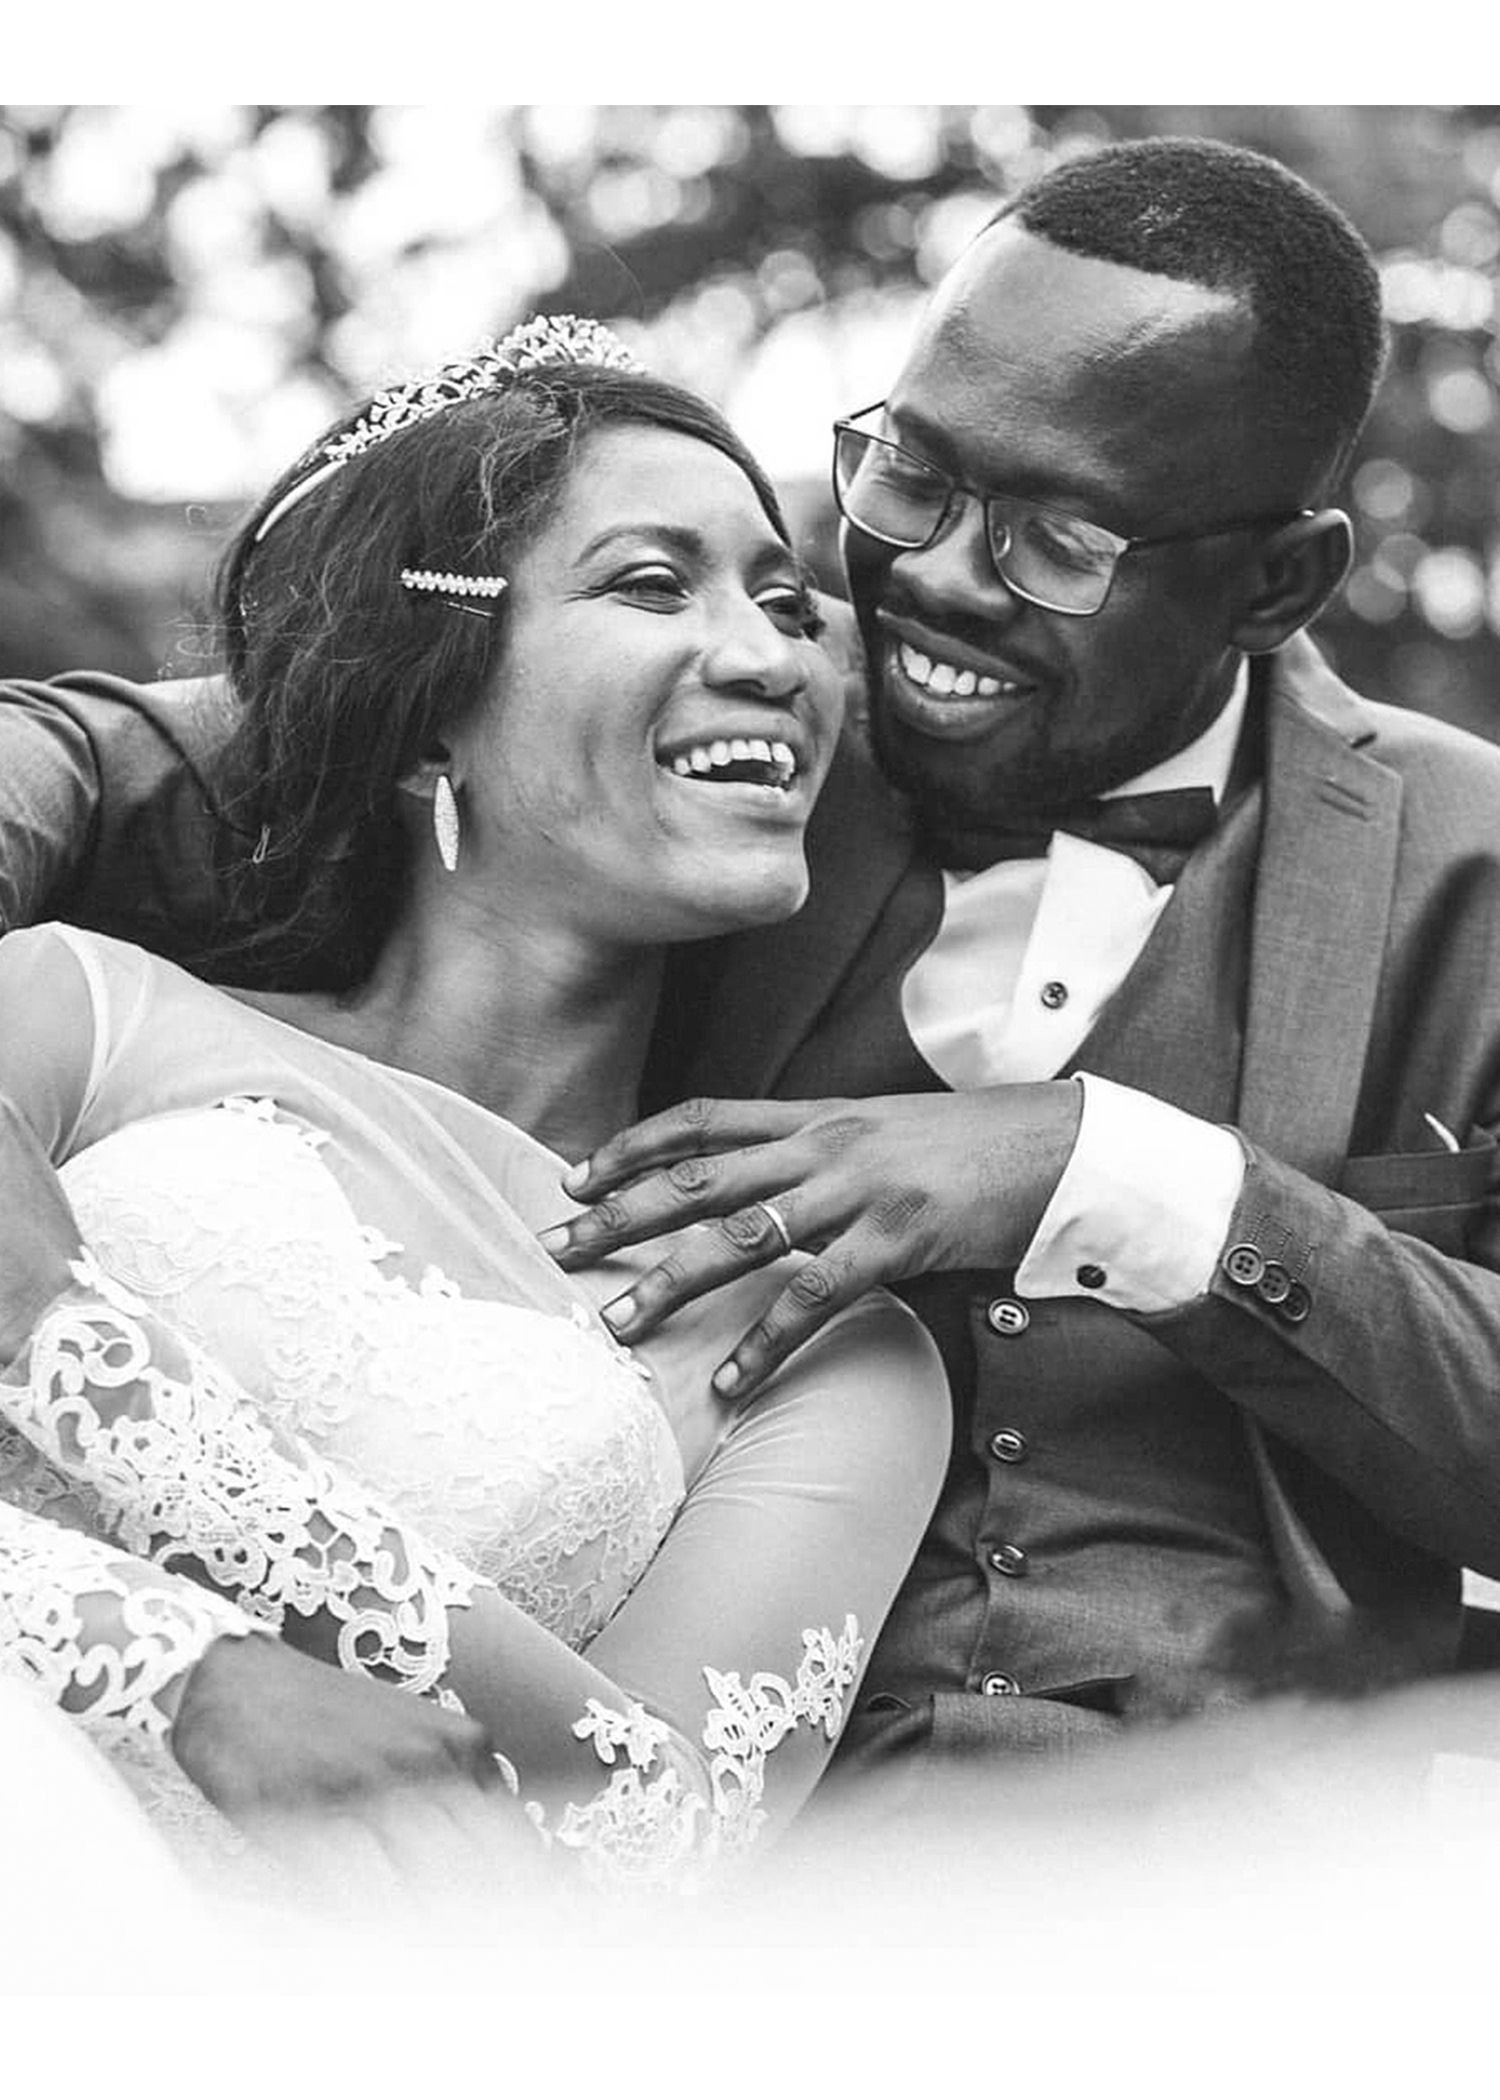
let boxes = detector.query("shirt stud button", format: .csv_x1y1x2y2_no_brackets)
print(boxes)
1075,1262,1107,1290
1040,980,1069,1010
985,1297,1031,1337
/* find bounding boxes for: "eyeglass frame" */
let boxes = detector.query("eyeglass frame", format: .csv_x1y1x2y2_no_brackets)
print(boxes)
831,402,1307,618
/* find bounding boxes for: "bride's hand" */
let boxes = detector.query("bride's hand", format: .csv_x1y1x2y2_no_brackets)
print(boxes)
172,1632,512,1829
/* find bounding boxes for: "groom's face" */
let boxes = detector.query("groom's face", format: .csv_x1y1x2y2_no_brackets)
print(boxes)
842,222,1283,845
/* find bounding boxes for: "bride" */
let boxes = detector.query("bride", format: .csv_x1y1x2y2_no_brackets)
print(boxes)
0,318,949,1895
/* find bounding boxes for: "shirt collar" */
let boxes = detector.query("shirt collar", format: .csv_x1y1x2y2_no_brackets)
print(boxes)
1101,659,1250,807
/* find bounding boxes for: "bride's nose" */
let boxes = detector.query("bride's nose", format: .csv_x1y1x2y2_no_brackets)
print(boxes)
700,598,806,704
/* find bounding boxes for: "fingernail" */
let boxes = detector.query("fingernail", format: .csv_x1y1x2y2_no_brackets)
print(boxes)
712,1362,741,1395
561,1162,589,1196
602,1295,636,1331
537,1227,570,1256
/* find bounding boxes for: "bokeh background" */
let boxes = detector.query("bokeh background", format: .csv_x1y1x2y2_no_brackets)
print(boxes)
4,102,1500,736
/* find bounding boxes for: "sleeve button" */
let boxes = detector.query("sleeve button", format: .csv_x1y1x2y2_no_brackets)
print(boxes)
1222,1242,1266,1287
1256,1261,1292,1305
1281,1281,1312,1324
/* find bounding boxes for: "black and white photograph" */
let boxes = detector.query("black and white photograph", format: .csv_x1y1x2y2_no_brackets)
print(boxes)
3,88,1500,2082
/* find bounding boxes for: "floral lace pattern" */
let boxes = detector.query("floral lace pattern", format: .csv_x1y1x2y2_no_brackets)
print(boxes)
59,1099,682,1652
529,1615,863,1893
2,1251,480,1695
0,1495,253,1742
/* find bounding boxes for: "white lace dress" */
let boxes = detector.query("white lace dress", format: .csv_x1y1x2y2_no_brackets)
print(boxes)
0,925,949,1890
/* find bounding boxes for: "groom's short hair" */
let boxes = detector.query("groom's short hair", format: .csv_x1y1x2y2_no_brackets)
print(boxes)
991,136,1387,481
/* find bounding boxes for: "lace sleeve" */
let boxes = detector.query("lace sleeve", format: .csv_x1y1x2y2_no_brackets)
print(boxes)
438,1288,951,1890
0,1253,487,1700
0,1492,258,1745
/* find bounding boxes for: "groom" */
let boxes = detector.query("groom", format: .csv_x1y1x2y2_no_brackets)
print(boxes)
5,137,1500,1789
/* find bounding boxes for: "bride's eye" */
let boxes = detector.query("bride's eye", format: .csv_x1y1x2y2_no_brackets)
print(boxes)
612,564,689,606
756,583,826,640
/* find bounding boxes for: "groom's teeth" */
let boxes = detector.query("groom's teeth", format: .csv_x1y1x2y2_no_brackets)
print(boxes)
690,748,713,773
897,639,1023,700
672,755,691,775
710,739,731,766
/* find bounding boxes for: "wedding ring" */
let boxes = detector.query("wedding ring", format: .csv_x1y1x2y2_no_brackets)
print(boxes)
756,1199,796,1258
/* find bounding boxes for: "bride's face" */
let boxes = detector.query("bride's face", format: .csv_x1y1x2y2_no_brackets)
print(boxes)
449,424,843,945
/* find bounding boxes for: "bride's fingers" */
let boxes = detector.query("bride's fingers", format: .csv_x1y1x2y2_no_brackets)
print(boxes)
541,1143,792,1266
597,1196,821,1342
559,1096,820,1201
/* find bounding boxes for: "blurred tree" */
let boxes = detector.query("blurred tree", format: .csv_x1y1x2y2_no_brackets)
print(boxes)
2,103,1498,739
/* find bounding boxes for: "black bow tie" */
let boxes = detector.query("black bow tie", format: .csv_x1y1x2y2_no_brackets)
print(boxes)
931,785,1220,884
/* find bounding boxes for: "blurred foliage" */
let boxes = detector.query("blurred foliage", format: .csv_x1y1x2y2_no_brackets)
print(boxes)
3,103,1500,737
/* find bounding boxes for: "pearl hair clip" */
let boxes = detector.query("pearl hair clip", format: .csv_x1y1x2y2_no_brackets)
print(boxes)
400,568,508,605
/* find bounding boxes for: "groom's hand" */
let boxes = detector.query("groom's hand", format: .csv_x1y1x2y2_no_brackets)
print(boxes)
541,1084,1082,1396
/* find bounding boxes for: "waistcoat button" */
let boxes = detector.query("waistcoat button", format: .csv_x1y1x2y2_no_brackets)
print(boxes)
1040,980,1069,1010
989,1428,1028,1464
988,1543,1028,1578
986,1297,1031,1336
981,1673,1020,1696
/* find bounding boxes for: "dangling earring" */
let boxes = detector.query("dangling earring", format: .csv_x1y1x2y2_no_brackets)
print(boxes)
432,774,461,873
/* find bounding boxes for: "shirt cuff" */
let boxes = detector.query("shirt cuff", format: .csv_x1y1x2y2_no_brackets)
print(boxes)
1015,1072,1246,1313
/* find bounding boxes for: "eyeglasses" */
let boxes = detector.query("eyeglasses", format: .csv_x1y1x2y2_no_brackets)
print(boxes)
831,404,1302,618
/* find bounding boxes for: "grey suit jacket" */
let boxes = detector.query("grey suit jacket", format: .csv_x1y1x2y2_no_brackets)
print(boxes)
654,633,1500,1615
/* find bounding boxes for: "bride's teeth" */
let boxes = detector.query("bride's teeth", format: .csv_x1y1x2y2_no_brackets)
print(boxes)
729,738,751,761
672,755,691,775
928,662,956,696
977,675,1000,697
689,748,713,773
952,669,977,697
709,739,731,766
770,740,794,770
901,644,932,682
748,738,772,763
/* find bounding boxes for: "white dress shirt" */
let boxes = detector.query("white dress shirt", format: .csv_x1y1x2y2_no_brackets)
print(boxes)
901,668,1250,1312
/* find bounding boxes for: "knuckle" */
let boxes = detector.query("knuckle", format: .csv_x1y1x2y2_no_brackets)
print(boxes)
639,1252,687,1304
680,1096,719,1135
816,1113,871,1157
870,1189,927,1238
666,1155,717,1199
787,1261,840,1310
722,1206,773,1255
588,1195,631,1238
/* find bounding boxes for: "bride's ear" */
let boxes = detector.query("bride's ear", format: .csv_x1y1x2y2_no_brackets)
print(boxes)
397,747,456,806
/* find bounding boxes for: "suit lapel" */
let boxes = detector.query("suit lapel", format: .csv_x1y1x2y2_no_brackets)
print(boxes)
1235,638,1403,1178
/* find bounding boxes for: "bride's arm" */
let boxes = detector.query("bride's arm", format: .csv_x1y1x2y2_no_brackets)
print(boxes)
1,924,949,1876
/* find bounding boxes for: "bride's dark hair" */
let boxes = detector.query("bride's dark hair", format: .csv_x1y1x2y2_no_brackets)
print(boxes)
204,361,792,990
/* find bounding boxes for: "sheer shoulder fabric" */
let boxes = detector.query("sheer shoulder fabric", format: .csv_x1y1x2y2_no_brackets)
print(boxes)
0,924,950,1888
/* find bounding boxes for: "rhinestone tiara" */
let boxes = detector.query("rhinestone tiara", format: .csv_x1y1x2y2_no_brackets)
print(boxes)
253,314,646,545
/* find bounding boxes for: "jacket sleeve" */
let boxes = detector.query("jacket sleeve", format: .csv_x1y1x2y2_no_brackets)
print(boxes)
1141,1133,1500,1576
0,673,228,942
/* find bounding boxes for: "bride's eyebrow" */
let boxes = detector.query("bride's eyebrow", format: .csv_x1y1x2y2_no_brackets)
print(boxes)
574,523,705,565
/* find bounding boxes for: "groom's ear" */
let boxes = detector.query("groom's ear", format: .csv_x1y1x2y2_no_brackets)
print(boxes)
1230,509,1354,655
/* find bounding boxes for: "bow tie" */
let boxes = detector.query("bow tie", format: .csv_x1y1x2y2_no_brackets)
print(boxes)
931,785,1220,884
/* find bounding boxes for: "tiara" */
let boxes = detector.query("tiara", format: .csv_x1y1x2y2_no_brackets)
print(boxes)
253,314,646,544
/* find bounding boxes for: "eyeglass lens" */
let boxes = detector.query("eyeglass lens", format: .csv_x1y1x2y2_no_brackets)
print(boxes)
834,425,1119,614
